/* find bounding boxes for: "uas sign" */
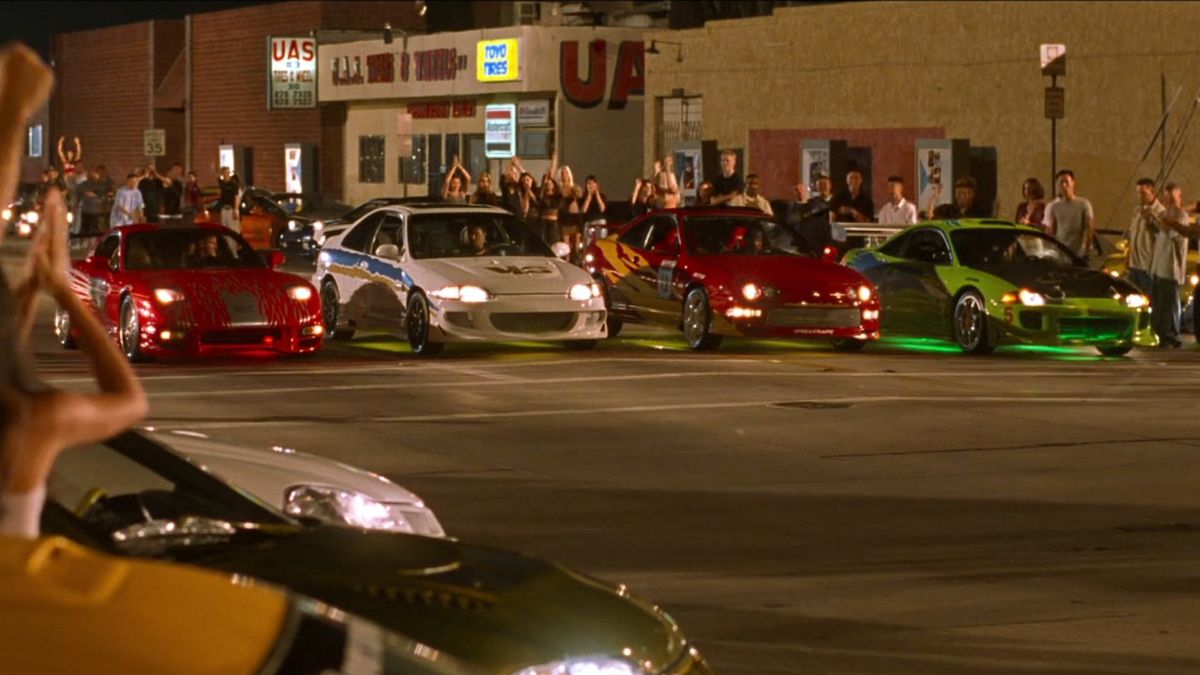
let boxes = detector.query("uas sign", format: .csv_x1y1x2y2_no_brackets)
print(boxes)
269,37,317,109
477,39,520,82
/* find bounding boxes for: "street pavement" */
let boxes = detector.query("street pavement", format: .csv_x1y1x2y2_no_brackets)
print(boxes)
9,247,1200,675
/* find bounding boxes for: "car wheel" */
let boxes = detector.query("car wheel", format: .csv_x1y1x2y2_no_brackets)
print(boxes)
406,292,444,356
54,307,78,349
682,287,723,351
596,278,623,338
119,296,145,362
563,340,598,350
320,279,355,341
830,337,867,352
1098,344,1133,357
953,290,994,355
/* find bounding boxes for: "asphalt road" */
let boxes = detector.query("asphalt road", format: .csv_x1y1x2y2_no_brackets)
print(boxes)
12,251,1200,675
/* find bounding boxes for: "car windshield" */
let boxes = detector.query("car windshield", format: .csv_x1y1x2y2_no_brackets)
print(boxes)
47,434,290,551
343,200,388,222
684,216,809,257
407,212,553,259
124,228,265,270
951,228,1081,268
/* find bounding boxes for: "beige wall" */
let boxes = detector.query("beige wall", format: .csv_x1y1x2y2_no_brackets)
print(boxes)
645,1,1200,226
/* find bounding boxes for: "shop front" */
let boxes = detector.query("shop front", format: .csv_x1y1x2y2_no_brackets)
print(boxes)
319,26,647,205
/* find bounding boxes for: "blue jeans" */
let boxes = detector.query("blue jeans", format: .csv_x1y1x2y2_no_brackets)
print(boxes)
1151,276,1181,344
1127,267,1153,295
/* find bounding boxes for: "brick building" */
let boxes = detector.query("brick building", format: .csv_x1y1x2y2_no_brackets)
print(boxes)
644,1,1200,225
51,1,424,195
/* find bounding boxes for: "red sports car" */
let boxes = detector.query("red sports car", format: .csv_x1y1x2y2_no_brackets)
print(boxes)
57,223,324,360
583,208,881,350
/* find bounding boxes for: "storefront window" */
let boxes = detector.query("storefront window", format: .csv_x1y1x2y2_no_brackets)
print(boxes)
400,134,427,185
358,135,385,184
518,130,552,159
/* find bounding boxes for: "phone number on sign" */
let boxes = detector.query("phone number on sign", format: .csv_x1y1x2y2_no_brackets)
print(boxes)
273,90,314,108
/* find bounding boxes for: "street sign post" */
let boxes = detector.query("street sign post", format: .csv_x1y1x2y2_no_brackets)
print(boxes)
1039,44,1066,185
143,129,166,157
1044,86,1065,119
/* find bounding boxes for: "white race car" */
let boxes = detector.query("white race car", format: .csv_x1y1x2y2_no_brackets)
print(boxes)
314,203,607,354
153,430,445,537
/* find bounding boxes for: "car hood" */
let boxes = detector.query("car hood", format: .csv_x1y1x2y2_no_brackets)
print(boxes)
417,256,588,296
193,526,687,674
133,268,317,326
700,254,872,302
973,263,1139,299
156,432,425,506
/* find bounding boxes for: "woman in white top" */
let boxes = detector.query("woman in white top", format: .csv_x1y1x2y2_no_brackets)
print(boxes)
1,44,149,539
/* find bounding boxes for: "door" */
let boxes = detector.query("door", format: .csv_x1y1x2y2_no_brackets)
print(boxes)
613,214,681,323
328,212,386,326
85,233,122,332
362,214,408,329
877,227,953,336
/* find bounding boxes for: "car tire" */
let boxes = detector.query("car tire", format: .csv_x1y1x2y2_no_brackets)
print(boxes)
563,340,598,350
406,292,444,356
953,290,994,355
320,279,355,341
596,277,623,338
119,296,145,362
54,307,78,349
830,337,867,352
682,287,723,351
1097,344,1133,357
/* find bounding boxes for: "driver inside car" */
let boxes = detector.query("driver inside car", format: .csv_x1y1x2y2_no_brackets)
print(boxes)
185,233,223,268
462,223,490,256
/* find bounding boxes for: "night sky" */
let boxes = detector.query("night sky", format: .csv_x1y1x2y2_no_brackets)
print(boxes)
1,1,271,59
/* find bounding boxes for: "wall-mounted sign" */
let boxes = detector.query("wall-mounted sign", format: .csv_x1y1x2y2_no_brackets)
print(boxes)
517,99,550,126
269,36,317,109
477,39,519,82
143,129,166,157
406,100,477,119
484,104,517,158
560,40,643,110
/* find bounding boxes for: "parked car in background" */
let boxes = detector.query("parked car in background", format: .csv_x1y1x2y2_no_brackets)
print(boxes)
57,223,324,361
203,186,311,250
272,191,351,221
42,430,713,675
585,207,881,351
315,203,606,354
282,196,444,258
844,219,1156,355
157,429,445,537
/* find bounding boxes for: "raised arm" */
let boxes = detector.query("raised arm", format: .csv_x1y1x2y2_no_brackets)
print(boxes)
73,136,82,162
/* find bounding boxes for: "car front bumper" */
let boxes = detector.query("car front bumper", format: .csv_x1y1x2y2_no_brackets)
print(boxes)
992,300,1156,348
428,294,607,343
711,302,881,341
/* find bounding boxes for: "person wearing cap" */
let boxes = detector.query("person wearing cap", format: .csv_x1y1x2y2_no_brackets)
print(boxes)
932,176,991,219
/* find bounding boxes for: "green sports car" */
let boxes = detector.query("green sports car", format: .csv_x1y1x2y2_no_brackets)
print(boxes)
843,219,1156,355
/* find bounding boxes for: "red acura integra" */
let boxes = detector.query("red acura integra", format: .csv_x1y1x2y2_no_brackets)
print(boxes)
57,223,324,360
584,208,881,350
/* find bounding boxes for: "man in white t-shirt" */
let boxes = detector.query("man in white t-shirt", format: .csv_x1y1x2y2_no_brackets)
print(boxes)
1150,183,1191,347
728,174,773,217
876,175,917,225
1043,169,1095,260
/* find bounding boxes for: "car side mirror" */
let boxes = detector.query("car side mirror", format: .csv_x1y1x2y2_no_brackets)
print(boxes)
266,250,285,269
551,242,571,259
374,243,400,260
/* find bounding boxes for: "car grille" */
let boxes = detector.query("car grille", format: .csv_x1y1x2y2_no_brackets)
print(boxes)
201,329,279,345
489,312,577,333
1057,317,1131,341
765,306,861,329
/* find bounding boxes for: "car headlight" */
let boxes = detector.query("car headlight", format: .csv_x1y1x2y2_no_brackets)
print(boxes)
742,283,761,301
512,656,638,675
288,219,299,232
1,208,11,221
153,288,185,304
283,485,441,535
1125,293,1149,309
23,210,39,224
289,285,314,301
1190,274,1199,287
312,220,324,234
67,212,74,224
430,285,491,302
1017,288,1045,306
857,284,872,302
569,283,600,301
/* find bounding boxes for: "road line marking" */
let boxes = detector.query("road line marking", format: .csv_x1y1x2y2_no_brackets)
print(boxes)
153,394,1146,429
